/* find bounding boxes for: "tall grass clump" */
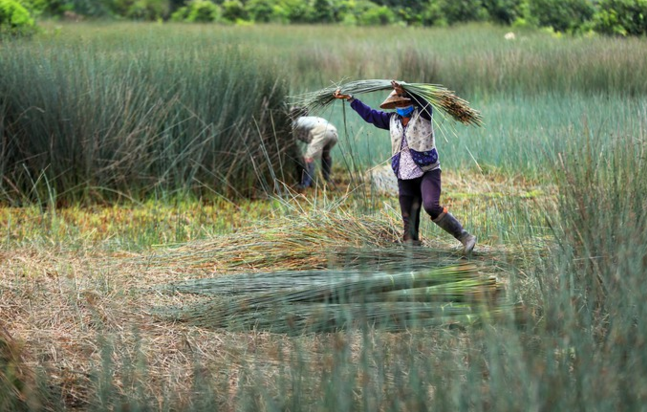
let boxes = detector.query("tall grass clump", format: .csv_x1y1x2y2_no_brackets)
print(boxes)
551,126,647,343
27,24,647,99
419,124,646,410
509,125,647,409
0,28,295,205
259,24,647,97
395,125,647,409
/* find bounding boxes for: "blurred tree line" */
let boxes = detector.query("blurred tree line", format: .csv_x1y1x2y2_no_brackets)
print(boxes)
2,0,646,36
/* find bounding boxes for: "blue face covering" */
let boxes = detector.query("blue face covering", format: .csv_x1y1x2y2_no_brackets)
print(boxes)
396,105,414,117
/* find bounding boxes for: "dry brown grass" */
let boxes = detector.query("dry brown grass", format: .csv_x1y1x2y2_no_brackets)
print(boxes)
0,170,556,409
2,246,478,408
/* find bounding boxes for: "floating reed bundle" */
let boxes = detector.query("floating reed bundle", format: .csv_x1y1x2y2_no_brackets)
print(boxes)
292,79,483,127
159,264,508,334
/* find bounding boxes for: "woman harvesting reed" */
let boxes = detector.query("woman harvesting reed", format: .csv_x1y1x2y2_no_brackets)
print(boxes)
332,81,477,254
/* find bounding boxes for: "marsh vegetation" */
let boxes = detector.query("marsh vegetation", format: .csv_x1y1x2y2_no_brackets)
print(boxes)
1,22,646,410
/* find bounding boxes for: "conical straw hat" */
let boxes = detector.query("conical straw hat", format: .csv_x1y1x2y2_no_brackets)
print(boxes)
379,90,412,109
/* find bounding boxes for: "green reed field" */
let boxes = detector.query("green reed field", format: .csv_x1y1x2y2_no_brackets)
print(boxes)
1,22,647,411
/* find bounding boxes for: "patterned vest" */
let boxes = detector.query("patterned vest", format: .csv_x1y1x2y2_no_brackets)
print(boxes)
389,109,440,174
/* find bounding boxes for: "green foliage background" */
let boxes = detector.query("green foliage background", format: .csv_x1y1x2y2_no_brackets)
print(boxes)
3,0,647,36
0,0,35,35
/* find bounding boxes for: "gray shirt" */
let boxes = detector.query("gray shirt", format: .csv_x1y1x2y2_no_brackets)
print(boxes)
293,116,338,159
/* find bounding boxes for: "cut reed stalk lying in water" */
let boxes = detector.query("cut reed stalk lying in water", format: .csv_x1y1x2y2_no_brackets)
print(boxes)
292,79,483,127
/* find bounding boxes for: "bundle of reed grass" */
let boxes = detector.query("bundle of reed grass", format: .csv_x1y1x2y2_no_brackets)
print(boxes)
144,210,405,273
159,264,508,334
378,277,503,303
201,302,500,334
292,79,483,127
164,264,478,298
161,255,481,296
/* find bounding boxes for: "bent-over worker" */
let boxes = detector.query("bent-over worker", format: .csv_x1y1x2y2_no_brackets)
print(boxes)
291,107,339,189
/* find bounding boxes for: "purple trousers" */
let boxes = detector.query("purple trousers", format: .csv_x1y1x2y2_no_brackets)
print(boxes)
397,169,444,241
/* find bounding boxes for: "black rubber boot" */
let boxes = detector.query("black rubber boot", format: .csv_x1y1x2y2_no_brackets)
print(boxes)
402,216,421,246
432,211,476,254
